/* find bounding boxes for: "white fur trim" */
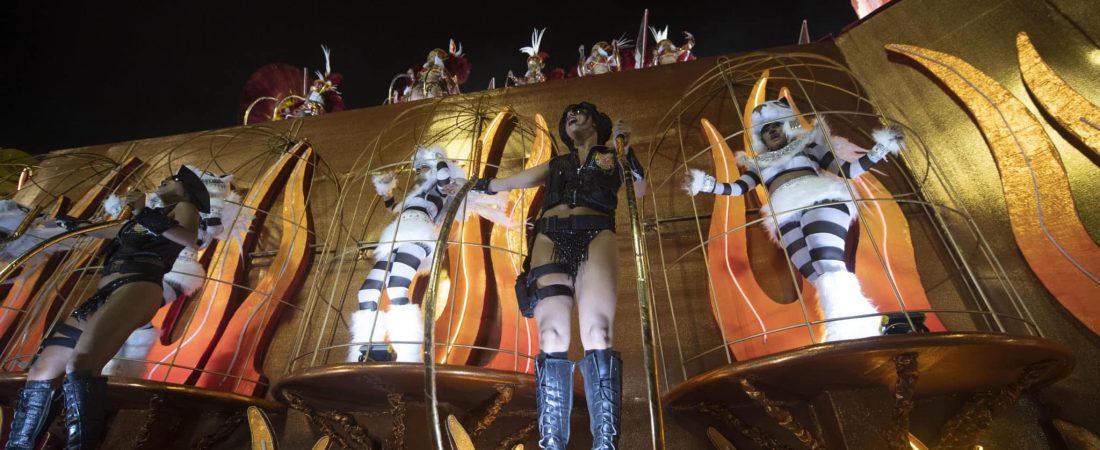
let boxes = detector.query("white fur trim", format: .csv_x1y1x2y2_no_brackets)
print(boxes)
872,127,903,155
372,173,397,198
759,175,857,244
0,200,22,213
374,210,438,265
453,190,514,227
348,309,387,362
386,303,425,363
0,225,71,263
103,194,126,218
813,271,881,341
162,249,205,303
684,169,713,196
103,325,159,377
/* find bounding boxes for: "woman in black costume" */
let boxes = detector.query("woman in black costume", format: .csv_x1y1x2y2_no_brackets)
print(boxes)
472,102,644,450
6,167,208,450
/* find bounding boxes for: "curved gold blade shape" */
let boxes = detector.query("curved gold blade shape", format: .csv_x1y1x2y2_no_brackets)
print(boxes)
908,433,930,450
1017,32,1100,156
440,110,511,365
486,113,551,373
247,406,277,450
446,414,476,450
702,117,820,358
311,436,331,450
1052,418,1100,450
888,43,1100,334
741,70,771,157
706,427,738,450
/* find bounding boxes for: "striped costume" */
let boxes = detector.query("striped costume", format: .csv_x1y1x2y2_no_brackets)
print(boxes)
349,146,464,363
686,99,903,341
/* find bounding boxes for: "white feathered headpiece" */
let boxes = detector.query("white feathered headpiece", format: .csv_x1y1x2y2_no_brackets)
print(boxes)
749,98,807,153
649,25,670,44
520,28,546,57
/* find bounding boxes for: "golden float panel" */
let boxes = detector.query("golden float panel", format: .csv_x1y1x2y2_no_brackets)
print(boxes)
887,43,1100,335
1016,32,1100,157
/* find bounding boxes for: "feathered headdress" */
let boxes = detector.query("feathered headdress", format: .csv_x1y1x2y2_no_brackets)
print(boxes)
649,25,670,44
520,28,546,58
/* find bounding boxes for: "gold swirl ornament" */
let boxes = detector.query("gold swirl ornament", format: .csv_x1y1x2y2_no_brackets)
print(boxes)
1017,32,1100,157
887,43,1100,334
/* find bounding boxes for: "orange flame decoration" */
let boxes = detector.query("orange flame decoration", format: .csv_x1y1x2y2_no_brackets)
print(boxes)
1,158,145,369
437,111,513,365
143,145,308,382
195,146,315,396
888,43,1100,335
484,114,552,374
703,73,941,360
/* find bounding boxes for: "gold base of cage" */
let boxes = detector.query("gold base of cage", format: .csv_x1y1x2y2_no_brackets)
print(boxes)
664,332,1074,449
273,363,584,413
0,373,283,411
665,332,1073,408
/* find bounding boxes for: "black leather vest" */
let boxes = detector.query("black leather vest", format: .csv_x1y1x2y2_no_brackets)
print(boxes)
104,208,185,275
543,146,624,216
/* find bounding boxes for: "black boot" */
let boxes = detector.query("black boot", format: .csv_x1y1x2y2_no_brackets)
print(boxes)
62,370,107,450
535,352,575,450
5,380,58,450
579,349,621,450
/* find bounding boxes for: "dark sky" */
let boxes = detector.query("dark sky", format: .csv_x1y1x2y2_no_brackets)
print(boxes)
0,1,857,154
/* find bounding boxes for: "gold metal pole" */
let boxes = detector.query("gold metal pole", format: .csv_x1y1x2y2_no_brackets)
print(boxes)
423,179,477,450
0,220,123,285
616,136,666,449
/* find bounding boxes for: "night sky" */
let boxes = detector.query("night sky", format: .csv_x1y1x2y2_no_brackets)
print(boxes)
0,1,857,154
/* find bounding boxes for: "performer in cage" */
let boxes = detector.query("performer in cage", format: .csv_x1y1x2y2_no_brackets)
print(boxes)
471,102,645,450
648,26,695,66
684,97,904,341
348,146,466,363
6,167,208,450
101,166,239,378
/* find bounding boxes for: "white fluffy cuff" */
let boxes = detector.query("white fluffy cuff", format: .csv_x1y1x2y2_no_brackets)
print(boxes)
372,173,397,198
871,127,904,156
685,169,715,196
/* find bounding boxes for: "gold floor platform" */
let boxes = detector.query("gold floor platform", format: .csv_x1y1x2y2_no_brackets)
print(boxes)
665,332,1074,408
273,363,575,413
272,363,583,449
0,373,282,411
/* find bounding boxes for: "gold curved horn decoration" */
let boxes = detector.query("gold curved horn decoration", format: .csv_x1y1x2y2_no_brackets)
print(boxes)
887,43,1100,335
485,113,551,373
247,406,277,450
311,436,331,450
446,415,476,450
1017,32,1100,157
706,427,738,450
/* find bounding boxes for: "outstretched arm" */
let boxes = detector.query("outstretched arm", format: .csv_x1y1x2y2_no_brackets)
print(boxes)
683,168,761,197
474,161,550,193
806,126,904,178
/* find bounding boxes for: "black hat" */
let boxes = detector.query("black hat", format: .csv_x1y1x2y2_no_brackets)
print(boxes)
558,101,612,151
174,166,211,213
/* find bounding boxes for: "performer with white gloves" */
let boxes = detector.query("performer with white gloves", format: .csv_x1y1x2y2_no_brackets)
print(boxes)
348,146,465,363
684,97,904,342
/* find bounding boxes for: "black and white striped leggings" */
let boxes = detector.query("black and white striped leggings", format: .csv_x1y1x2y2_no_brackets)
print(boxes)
357,242,433,311
775,201,855,283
